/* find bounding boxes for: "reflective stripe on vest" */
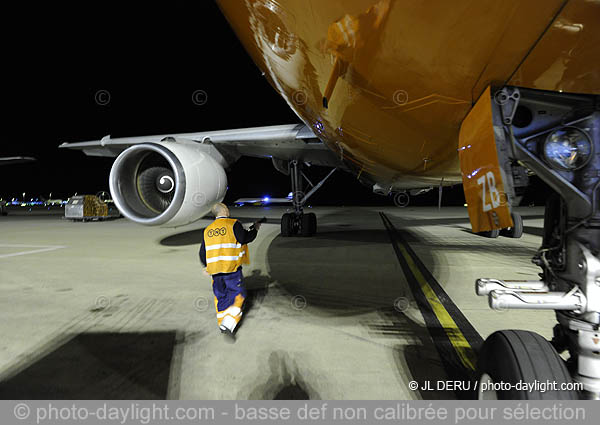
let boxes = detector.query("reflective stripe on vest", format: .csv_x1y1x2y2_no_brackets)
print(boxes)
204,218,249,274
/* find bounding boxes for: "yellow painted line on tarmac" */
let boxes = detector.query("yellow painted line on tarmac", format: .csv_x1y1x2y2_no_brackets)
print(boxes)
381,211,478,372
397,242,476,370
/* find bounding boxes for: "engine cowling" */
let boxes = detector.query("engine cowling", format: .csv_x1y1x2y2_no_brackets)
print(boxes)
109,140,227,227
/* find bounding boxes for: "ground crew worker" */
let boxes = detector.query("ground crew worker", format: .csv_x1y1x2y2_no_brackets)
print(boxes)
199,203,261,338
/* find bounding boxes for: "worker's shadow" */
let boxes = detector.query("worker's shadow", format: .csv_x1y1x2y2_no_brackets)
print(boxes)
242,351,319,400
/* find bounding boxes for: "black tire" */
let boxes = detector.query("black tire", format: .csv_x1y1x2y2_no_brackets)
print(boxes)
301,213,317,236
500,212,523,238
281,213,294,237
476,330,578,400
477,229,500,238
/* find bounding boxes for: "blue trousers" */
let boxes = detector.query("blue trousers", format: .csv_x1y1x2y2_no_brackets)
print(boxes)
212,268,247,312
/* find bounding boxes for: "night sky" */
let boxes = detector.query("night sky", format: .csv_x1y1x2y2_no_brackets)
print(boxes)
2,1,547,206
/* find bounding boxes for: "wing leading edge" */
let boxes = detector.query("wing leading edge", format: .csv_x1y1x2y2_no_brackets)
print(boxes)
59,124,342,168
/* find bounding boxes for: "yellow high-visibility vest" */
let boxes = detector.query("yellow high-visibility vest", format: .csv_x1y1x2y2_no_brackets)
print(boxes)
204,218,249,275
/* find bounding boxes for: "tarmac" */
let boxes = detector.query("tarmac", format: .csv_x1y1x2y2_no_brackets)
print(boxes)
0,205,552,399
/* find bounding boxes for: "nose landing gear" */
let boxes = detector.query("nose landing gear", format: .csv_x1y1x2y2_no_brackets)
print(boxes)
477,212,523,239
475,87,600,399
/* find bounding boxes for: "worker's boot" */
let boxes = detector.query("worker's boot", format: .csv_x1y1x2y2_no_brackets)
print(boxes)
220,315,239,341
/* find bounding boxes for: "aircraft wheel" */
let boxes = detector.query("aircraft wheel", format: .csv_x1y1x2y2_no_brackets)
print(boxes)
477,229,500,238
301,212,317,236
476,330,578,400
500,212,523,238
281,213,295,237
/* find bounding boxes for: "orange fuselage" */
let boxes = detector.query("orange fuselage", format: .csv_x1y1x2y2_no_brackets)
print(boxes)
217,0,600,189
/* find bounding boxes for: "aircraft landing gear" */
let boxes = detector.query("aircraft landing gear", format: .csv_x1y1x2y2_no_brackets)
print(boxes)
280,160,334,237
477,330,578,400
499,212,523,238
477,212,522,238
475,87,600,399
477,229,500,238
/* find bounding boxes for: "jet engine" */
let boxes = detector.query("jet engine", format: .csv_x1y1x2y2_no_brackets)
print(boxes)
109,140,227,227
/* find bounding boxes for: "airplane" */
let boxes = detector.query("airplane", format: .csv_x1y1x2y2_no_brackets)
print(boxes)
0,156,36,166
233,194,293,206
60,0,599,400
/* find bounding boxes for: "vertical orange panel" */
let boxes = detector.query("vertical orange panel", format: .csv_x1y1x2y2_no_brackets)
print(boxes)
458,87,513,232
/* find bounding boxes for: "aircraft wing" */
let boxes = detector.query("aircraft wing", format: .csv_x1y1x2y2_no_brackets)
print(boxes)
0,157,36,166
59,124,342,168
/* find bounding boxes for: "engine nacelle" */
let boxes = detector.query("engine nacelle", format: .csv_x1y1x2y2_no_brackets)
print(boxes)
109,140,227,227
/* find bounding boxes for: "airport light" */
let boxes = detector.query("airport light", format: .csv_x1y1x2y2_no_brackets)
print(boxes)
543,127,592,171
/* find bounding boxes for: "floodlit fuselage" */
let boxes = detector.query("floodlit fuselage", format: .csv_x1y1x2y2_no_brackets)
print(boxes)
217,0,600,190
